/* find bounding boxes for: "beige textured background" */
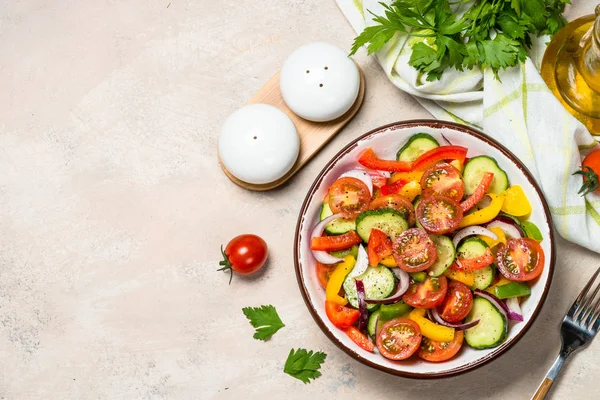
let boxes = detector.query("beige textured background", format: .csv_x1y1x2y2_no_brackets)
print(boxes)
1,1,599,399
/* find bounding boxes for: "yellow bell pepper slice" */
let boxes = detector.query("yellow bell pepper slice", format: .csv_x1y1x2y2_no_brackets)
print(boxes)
444,268,475,287
398,180,422,202
479,226,506,248
325,255,355,306
459,193,505,228
408,308,455,342
501,185,532,217
450,159,464,172
379,255,397,267
389,170,424,184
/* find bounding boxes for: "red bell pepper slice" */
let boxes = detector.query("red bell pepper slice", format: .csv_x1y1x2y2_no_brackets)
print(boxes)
358,148,412,172
460,172,494,212
367,228,393,266
310,230,363,251
326,301,360,329
452,248,494,271
344,326,375,352
380,179,407,196
412,146,468,171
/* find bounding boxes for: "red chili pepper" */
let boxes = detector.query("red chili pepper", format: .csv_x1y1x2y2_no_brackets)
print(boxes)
358,148,412,172
412,146,468,171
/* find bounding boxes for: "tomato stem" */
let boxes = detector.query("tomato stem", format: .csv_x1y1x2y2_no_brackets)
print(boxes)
217,245,233,285
573,166,599,196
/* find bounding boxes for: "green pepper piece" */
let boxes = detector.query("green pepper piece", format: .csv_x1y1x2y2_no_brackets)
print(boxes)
494,282,531,299
409,272,427,282
379,301,413,321
521,221,543,242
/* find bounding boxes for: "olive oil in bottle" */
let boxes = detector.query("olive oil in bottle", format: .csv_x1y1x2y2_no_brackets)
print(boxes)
541,5,600,135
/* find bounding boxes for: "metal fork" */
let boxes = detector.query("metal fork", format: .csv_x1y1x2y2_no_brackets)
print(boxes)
531,267,600,400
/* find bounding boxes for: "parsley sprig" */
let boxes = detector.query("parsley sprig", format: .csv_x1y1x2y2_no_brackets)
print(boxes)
283,348,327,384
242,305,285,341
350,0,570,80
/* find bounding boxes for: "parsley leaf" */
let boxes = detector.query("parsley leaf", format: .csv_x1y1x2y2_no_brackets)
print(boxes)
283,348,327,384
242,305,285,341
349,0,569,80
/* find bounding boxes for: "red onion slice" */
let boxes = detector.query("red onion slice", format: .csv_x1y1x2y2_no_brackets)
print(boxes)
428,308,480,330
356,279,368,333
474,289,510,318
339,169,373,196
365,268,410,304
505,297,524,322
487,219,523,239
452,226,499,249
441,133,453,146
311,213,344,264
347,245,369,278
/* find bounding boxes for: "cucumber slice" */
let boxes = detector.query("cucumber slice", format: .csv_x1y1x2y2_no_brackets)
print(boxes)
428,234,456,277
457,237,488,259
320,202,356,235
471,266,495,290
463,156,509,195
464,297,508,349
320,201,333,220
367,310,381,338
343,266,396,311
355,209,408,242
397,133,439,162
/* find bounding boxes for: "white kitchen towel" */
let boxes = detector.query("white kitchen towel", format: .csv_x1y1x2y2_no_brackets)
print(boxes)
337,0,600,253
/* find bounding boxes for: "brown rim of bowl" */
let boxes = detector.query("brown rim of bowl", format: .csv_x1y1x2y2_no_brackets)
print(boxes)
293,119,556,379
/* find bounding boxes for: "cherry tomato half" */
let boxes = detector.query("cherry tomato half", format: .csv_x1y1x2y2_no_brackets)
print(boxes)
218,234,268,284
418,330,464,362
392,228,437,272
496,238,545,282
403,275,448,309
369,194,416,226
420,162,465,202
437,281,473,323
328,177,371,218
416,195,463,234
376,318,422,360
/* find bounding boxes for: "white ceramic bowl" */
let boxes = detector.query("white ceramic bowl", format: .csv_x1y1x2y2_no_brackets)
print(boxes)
294,120,555,378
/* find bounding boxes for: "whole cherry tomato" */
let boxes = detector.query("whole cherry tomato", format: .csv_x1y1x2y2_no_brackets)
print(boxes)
218,234,268,284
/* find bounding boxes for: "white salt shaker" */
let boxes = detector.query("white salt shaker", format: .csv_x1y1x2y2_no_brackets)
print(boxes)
218,104,299,185
280,42,360,122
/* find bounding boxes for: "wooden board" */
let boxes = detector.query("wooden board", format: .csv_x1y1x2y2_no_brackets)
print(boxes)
218,65,366,191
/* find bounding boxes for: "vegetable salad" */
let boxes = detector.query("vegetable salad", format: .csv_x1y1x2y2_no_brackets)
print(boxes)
311,133,545,362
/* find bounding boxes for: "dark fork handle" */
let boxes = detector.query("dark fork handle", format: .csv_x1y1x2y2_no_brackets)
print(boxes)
531,354,566,400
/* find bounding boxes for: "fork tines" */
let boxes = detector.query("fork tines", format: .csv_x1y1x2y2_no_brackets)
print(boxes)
568,266,600,332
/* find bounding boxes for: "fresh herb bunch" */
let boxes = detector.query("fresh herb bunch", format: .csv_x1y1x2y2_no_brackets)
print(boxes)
350,0,570,80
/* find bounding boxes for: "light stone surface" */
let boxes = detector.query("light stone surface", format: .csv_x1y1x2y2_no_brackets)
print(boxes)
0,1,598,399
